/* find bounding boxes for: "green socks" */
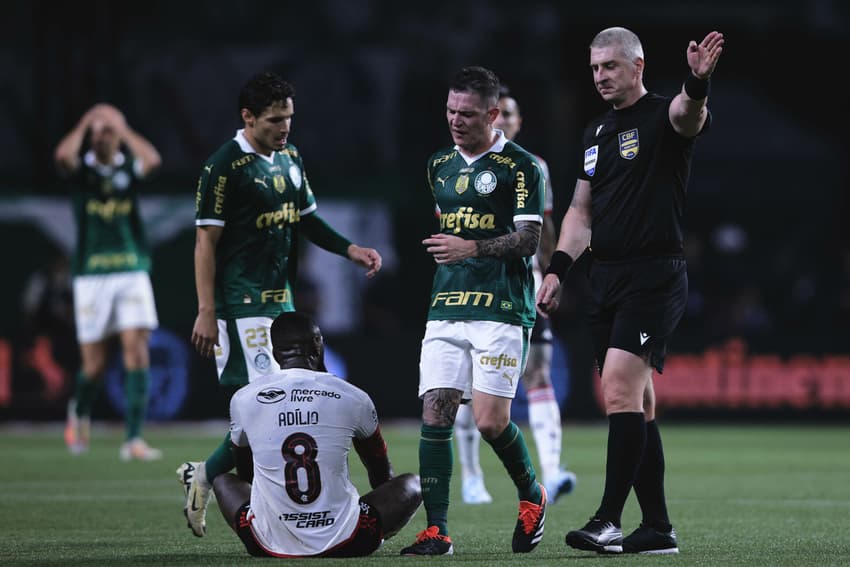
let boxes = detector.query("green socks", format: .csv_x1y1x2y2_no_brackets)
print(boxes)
74,371,103,417
204,432,235,484
419,424,454,535
124,368,150,440
484,421,542,503
75,369,150,441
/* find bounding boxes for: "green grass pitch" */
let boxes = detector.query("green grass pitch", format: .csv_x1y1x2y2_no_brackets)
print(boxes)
1,421,848,566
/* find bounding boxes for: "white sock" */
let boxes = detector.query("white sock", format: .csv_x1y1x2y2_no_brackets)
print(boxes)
527,386,562,483
454,403,482,479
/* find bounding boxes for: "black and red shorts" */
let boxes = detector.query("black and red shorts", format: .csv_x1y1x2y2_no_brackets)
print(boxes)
234,499,383,558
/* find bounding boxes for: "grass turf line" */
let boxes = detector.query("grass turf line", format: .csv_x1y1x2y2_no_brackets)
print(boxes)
1,422,848,566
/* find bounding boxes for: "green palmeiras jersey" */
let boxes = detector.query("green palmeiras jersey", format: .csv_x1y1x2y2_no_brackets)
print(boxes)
69,150,151,276
426,131,544,328
195,130,317,319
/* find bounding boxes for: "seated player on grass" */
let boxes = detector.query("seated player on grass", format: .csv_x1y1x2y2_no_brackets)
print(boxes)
211,312,422,557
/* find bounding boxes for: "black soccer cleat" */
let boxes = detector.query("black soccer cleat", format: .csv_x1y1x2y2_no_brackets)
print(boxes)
512,484,547,553
622,524,679,554
400,526,454,556
565,517,623,554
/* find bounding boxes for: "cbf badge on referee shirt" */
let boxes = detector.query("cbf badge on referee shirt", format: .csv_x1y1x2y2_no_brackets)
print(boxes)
584,145,598,176
618,129,639,160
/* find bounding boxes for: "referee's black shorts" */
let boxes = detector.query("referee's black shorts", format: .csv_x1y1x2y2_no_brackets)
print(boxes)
530,312,553,345
587,255,687,374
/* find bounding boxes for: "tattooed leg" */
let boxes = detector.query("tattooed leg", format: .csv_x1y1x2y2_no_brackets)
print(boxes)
423,388,463,427
417,388,463,536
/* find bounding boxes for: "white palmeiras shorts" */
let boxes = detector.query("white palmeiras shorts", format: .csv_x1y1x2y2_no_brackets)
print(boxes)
73,271,158,344
215,316,276,386
418,319,530,400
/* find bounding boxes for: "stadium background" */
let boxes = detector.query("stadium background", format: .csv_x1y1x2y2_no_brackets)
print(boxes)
3,0,849,422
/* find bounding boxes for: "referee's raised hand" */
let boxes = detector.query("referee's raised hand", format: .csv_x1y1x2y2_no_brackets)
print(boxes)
687,31,724,79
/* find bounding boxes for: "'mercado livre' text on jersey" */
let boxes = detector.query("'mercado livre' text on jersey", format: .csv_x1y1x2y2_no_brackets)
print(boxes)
426,131,544,328
70,151,151,276
195,130,317,319
580,93,710,261
230,369,379,556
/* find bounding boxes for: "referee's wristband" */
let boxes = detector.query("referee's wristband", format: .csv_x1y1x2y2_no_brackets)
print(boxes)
684,73,710,100
544,251,574,283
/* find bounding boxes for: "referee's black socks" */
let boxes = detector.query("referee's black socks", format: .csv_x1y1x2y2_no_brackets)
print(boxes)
595,412,646,526
633,420,673,533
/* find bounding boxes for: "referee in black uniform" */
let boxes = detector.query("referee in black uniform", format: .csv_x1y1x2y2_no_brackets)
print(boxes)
537,27,724,555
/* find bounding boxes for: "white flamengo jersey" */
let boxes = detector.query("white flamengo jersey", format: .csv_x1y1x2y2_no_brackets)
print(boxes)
229,368,379,556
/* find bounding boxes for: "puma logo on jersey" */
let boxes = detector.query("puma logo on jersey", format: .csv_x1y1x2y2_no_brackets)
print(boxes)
436,176,448,188
595,124,604,136
640,332,650,345
254,176,268,188
204,165,213,173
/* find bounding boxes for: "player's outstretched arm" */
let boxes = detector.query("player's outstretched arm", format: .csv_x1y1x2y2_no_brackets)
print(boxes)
301,214,382,278
670,30,724,137
353,426,393,489
346,244,382,278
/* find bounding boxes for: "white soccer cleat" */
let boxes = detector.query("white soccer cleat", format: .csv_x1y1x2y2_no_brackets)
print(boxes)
461,474,493,504
120,438,163,462
177,461,212,537
543,468,577,504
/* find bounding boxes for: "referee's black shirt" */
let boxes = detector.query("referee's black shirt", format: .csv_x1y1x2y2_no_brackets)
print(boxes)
578,93,710,261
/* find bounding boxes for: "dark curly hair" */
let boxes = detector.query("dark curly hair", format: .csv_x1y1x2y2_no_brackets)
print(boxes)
238,71,296,117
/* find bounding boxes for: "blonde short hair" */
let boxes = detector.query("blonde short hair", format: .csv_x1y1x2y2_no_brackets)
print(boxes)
590,27,644,63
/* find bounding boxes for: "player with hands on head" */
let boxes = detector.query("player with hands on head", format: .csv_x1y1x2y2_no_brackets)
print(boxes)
55,102,163,462
538,29,723,555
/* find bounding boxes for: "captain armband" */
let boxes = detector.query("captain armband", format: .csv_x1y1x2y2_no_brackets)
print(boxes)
544,251,574,283
684,73,711,100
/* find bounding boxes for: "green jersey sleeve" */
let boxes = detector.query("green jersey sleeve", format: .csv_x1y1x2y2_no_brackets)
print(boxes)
513,154,545,224
195,154,232,226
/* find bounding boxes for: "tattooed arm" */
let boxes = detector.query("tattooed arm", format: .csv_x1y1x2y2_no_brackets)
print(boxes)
476,221,540,260
423,221,541,264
